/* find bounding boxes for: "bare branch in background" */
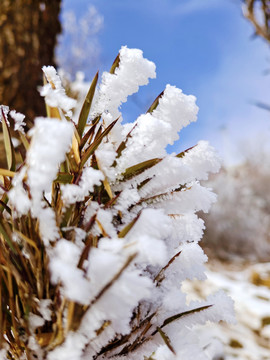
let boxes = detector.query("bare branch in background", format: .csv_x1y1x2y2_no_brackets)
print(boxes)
243,0,270,42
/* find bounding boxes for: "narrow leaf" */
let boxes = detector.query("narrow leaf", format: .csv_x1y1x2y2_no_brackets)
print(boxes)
121,158,162,181
0,169,16,178
103,177,113,199
79,116,100,150
0,193,9,214
115,123,137,160
147,90,164,113
54,172,74,184
19,133,30,151
118,213,141,238
1,108,16,171
176,145,196,158
157,327,176,354
77,71,99,138
0,217,16,253
0,200,11,215
80,118,119,169
71,134,80,165
161,304,213,329
155,251,182,284
110,53,120,74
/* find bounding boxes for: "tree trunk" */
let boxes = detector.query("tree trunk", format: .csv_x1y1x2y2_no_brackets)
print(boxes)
0,0,61,124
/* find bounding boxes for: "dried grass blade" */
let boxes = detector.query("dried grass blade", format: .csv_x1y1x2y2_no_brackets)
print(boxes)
155,251,182,284
157,327,176,354
89,253,137,307
160,304,213,330
0,217,16,253
0,169,16,178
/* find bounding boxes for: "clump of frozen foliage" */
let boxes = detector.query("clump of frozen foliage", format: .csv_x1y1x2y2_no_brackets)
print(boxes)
0,47,234,360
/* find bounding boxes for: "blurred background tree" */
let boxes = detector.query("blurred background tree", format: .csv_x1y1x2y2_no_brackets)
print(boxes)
0,0,61,124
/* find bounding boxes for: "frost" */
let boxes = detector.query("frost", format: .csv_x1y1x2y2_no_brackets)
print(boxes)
0,105,10,126
39,299,52,321
41,66,77,117
27,118,73,202
61,167,104,205
91,46,156,145
115,85,198,172
50,239,91,304
9,109,26,133
29,313,45,333
8,167,31,215
92,46,156,120
0,349,7,360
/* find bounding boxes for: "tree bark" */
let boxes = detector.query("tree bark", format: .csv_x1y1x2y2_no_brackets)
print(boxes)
0,0,61,124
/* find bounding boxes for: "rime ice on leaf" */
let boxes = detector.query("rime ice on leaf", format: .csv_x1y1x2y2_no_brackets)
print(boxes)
9,110,26,134
41,66,77,117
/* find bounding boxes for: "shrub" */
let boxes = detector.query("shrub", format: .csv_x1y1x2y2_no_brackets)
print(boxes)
202,159,270,262
0,47,234,360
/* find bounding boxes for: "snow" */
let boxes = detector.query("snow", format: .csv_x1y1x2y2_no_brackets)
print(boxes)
27,117,74,201
0,105,10,125
50,239,91,304
183,261,270,359
90,46,156,145
91,46,156,121
41,66,77,117
115,85,198,172
61,167,104,205
9,109,26,133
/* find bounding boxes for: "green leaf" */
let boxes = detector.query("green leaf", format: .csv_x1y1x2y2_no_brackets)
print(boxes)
121,158,162,181
147,90,164,113
118,213,141,238
176,145,196,158
54,172,74,184
110,53,120,74
79,116,100,150
61,204,75,228
77,72,99,138
80,118,119,169
1,107,16,171
115,123,137,161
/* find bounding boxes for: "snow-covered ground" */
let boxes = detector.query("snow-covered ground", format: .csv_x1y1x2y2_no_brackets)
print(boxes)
183,261,270,360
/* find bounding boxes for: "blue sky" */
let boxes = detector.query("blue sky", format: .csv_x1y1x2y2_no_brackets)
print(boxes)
59,0,270,164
